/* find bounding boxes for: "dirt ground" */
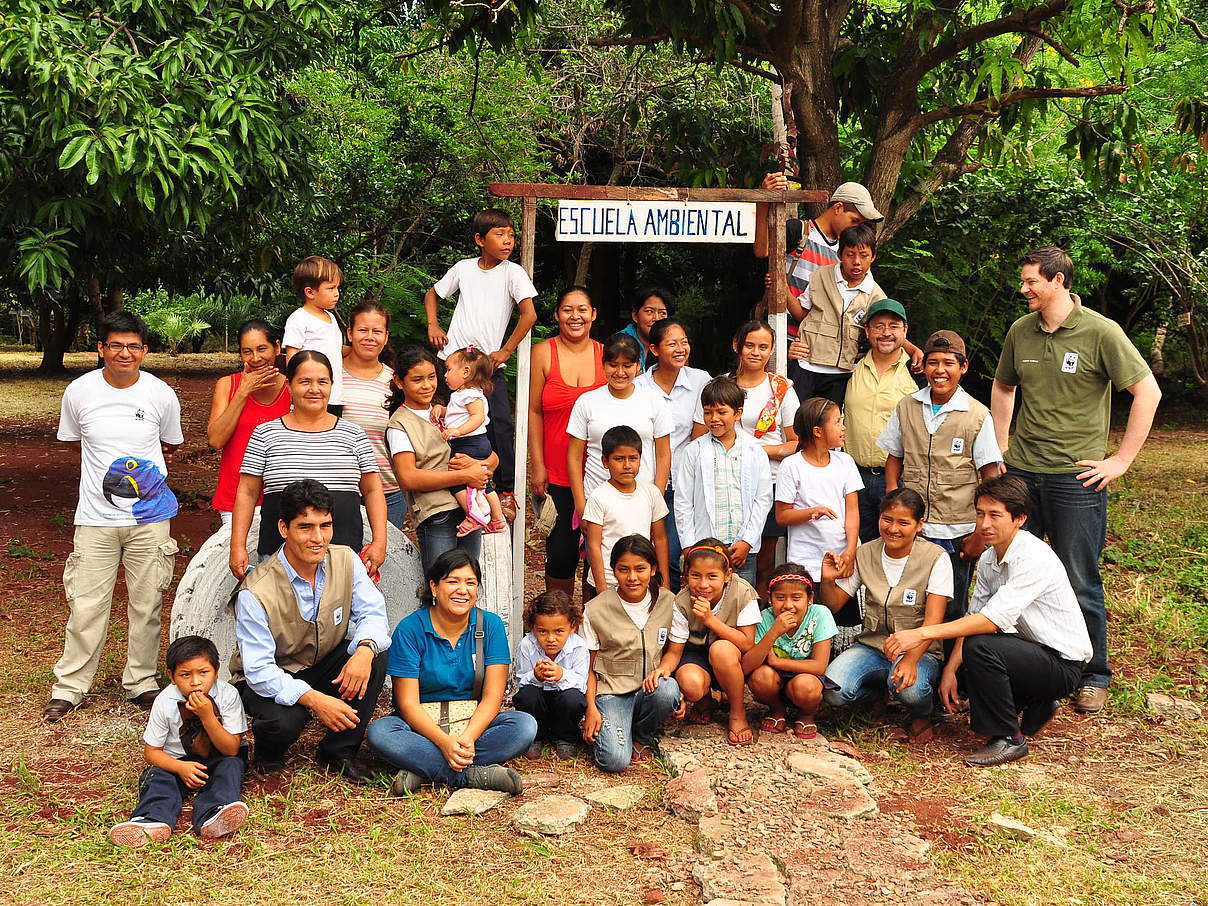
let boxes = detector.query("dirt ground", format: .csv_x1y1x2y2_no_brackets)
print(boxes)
1,351,1206,906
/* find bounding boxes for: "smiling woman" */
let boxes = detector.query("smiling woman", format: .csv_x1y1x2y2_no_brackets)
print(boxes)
366,548,536,796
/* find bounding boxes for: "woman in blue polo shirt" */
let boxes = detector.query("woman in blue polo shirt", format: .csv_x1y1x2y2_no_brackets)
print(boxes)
367,549,536,795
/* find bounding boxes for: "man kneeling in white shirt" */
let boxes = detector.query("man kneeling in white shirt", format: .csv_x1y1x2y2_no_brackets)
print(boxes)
884,475,1091,767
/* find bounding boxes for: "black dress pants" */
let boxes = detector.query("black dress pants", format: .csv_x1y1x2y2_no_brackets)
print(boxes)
959,634,1084,738
237,644,387,763
513,685,587,743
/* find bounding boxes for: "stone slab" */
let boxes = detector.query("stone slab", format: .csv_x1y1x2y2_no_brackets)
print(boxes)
513,795,591,836
440,788,510,817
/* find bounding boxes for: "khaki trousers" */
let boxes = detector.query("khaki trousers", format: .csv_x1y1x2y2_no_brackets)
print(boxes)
52,521,178,705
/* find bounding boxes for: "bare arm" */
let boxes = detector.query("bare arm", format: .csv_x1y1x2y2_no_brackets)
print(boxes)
567,436,588,516
689,422,707,440
495,297,537,367
358,471,388,575
446,399,486,439
528,341,550,497
463,664,509,743
582,520,607,591
1075,374,1161,490
842,490,860,558
769,637,831,676
206,375,243,449
884,453,903,492
653,434,671,492
228,474,263,580
651,517,671,590
424,288,447,350
990,379,1016,454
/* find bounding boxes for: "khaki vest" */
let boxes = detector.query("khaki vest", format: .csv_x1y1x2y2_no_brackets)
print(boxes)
854,538,944,657
229,546,355,682
386,406,458,524
675,575,757,648
897,395,988,526
801,264,887,371
588,587,677,696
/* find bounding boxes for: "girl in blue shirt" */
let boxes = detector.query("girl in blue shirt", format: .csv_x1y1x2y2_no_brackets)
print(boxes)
366,549,536,795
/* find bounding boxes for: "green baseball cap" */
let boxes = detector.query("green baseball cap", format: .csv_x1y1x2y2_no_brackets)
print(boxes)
865,298,907,323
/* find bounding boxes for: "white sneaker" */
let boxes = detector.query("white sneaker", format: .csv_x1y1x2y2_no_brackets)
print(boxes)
109,817,172,847
198,801,250,840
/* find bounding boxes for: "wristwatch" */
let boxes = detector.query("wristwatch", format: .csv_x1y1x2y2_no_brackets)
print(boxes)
356,639,379,656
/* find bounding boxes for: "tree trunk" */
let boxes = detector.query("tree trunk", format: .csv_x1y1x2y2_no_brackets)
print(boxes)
35,294,82,374
787,5,843,209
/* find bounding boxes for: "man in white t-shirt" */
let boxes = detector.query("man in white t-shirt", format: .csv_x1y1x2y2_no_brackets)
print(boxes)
423,209,538,503
44,312,184,723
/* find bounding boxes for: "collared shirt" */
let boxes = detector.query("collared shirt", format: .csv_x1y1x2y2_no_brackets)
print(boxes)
710,435,745,546
618,323,651,370
514,632,589,693
235,548,392,706
386,606,511,703
843,350,919,467
969,530,1093,662
877,386,1002,537
143,680,247,759
801,268,878,375
994,297,1150,473
635,365,711,463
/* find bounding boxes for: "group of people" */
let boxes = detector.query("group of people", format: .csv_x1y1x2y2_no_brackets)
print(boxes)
40,184,1161,850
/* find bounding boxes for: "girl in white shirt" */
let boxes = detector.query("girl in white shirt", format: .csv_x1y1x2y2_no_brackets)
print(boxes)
443,347,506,535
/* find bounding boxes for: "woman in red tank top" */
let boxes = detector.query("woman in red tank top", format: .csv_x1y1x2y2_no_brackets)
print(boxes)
208,320,291,523
528,287,605,593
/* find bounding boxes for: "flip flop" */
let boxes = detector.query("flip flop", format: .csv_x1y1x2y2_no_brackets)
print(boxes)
760,716,787,734
793,720,818,740
727,725,754,746
631,742,656,763
685,704,716,726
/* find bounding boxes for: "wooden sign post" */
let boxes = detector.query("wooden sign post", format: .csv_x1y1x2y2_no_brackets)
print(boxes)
488,182,827,632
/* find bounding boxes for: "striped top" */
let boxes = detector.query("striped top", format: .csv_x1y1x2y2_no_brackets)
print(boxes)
241,417,378,494
340,364,399,494
784,219,840,335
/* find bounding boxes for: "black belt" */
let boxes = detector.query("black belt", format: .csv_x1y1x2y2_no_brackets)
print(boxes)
859,466,884,475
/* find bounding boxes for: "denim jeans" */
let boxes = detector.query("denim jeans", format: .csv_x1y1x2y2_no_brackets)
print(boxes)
384,490,408,530
734,555,758,587
133,753,246,831
856,467,886,543
663,486,682,592
823,642,941,718
924,535,975,620
416,508,482,573
1007,466,1110,687
366,711,537,786
593,677,681,773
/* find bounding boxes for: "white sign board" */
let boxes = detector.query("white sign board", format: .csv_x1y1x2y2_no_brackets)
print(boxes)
555,200,756,243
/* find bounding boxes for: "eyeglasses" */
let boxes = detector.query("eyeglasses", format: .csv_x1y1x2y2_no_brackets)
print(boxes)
103,343,146,353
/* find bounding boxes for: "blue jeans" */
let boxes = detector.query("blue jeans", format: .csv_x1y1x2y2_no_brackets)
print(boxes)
734,555,758,587
416,508,482,573
664,486,682,592
593,677,681,773
384,490,408,530
823,642,941,718
856,467,886,543
133,753,245,831
1008,466,1109,687
366,711,537,786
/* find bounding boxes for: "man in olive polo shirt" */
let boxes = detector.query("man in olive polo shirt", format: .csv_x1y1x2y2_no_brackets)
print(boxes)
842,298,921,541
991,246,1161,714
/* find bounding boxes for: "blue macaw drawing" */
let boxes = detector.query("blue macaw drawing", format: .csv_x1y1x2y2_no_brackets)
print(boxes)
102,457,178,524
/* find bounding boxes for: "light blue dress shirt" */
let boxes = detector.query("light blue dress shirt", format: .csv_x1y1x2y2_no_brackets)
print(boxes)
235,548,392,706
513,632,589,693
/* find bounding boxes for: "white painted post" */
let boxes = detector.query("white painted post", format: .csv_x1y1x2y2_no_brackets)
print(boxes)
509,196,538,653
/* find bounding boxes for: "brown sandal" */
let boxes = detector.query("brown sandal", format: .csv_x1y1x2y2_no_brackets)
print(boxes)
793,720,818,740
760,716,787,733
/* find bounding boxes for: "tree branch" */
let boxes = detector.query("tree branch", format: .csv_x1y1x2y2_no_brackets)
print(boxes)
1027,28,1080,65
587,33,669,47
917,84,1126,126
1181,15,1208,41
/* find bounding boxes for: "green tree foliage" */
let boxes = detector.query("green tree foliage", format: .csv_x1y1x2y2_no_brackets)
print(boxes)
0,0,337,371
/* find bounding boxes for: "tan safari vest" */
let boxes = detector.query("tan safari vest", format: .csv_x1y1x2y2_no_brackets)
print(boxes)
896,394,989,527
230,545,355,682
675,575,757,648
588,587,677,696
855,538,945,657
385,406,459,524
801,264,887,371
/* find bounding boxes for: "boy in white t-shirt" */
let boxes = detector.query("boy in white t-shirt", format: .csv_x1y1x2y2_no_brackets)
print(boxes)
582,426,671,594
108,636,249,847
423,209,538,507
283,256,347,409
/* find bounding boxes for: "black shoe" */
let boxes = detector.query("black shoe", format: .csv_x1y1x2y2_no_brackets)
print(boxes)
42,698,77,723
1020,700,1061,737
128,690,159,709
253,758,286,778
553,740,578,760
318,755,372,785
965,737,1029,767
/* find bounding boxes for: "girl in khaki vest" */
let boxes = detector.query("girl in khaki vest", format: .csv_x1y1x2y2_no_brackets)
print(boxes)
581,536,685,773
818,489,952,744
673,541,761,746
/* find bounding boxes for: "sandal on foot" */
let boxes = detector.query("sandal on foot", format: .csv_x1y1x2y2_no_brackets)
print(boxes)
727,724,754,746
760,716,787,734
793,720,818,740
631,742,656,763
456,516,483,538
484,519,508,534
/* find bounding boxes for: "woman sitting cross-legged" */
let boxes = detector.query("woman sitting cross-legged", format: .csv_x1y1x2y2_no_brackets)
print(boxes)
367,549,537,795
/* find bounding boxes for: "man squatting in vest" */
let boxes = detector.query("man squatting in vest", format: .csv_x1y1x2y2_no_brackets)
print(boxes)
879,330,1004,619
232,479,390,784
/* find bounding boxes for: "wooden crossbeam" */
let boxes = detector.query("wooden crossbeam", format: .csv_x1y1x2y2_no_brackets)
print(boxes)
489,182,828,203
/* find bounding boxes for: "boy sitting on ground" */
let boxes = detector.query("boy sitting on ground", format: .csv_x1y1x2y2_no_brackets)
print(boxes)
109,635,249,847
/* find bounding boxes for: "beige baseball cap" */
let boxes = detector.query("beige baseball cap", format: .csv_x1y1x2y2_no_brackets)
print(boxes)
829,182,884,222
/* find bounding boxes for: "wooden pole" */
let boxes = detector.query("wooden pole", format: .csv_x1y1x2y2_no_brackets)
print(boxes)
511,196,538,650
768,200,789,378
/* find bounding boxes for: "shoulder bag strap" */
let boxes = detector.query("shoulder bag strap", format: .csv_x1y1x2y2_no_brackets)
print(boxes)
471,608,486,700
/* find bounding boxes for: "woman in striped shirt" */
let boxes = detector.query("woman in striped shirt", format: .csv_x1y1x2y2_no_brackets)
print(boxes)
228,350,388,581
341,301,405,528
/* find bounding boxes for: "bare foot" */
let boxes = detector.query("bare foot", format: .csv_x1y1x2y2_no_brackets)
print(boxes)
685,701,716,725
726,714,753,746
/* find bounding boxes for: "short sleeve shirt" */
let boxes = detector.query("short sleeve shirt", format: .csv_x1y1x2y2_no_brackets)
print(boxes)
994,299,1150,473
340,364,398,493
567,385,673,494
581,481,669,589
283,308,346,404
143,681,247,759
435,258,538,359
386,607,511,702
754,604,837,660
